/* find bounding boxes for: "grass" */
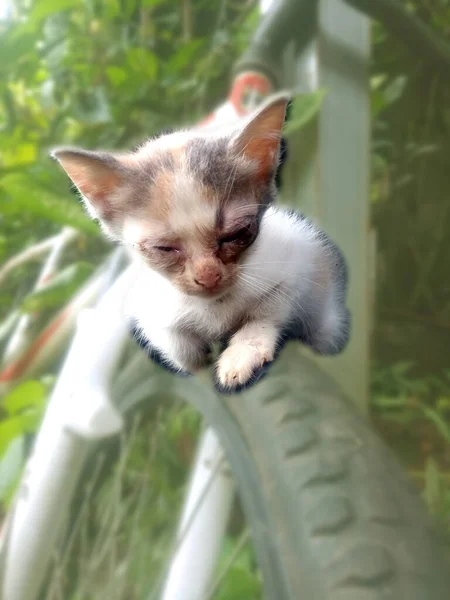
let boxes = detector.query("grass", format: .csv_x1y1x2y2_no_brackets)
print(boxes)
42,404,262,600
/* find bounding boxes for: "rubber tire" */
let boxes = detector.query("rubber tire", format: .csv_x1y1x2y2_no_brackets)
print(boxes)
175,343,450,600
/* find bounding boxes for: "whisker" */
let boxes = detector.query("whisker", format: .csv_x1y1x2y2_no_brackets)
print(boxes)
239,272,312,328
241,266,326,291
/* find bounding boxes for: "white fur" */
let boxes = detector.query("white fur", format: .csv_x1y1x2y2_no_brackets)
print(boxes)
124,206,344,386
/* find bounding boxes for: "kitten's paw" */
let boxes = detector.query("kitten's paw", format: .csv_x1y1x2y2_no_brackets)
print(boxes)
216,339,274,391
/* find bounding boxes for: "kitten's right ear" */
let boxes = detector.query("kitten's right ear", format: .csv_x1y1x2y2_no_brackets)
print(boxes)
230,93,290,183
50,148,124,221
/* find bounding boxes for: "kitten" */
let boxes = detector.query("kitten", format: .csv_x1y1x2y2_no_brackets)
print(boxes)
51,94,350,392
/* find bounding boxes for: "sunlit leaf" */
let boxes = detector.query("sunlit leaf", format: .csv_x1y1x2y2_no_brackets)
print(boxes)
29,0,81,23
2,143,37,167
215,566,260,600
3,380,46,415
106,66,128,87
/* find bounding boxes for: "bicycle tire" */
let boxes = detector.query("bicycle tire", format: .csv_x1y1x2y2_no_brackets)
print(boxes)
175,343,450,600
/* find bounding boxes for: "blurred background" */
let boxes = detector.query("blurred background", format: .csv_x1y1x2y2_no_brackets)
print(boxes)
0,0,449,598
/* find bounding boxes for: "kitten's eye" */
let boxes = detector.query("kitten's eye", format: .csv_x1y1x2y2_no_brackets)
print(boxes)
219,226,255,246
154,246,178,253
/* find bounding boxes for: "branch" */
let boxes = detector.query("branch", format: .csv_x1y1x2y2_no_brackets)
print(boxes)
0,237,58,287
0,229,78,288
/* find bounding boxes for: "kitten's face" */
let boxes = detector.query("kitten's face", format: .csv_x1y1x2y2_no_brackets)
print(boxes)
52,94,289,298
121,142,265,298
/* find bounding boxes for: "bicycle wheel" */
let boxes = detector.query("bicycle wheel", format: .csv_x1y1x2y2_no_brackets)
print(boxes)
174,343,450,600
50,340,449,600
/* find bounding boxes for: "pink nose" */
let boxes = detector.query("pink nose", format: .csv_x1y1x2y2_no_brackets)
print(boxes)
194,267,222,289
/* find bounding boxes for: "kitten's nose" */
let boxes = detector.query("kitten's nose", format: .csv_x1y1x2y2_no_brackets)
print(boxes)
194,267,222,289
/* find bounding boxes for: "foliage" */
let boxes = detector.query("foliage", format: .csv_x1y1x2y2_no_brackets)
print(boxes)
369,1,450,536
372,361,450,535
42,406,261,600
1,0,450,594
0,380,47,504
370,2,450,376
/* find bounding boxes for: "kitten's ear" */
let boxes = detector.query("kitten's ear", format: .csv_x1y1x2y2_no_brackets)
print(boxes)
50,148,124,221
230,94,290,181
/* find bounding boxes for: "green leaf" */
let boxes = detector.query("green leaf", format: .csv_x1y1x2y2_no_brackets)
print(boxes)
436,396,450,412
423,457,443,515
2,143,37,168
0,173,98,234
0,436,25,504
284,89,327,135
3,380,46,415
29,0,81,23
0,417,25,457
0,30,38,73
420,405,450,443
106,66,128,87
166,41,204,73
215,566,260,600
372,394,407,409
21,262,93,313
126,48,158,80
383,75,407,105
391,361,414,376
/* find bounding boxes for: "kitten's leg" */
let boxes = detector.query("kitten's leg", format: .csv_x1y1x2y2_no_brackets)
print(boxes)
216,321,279,390
146,328,211,375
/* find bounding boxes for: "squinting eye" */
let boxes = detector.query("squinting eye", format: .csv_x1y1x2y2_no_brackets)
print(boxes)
219,226,255,246
154,246,178,253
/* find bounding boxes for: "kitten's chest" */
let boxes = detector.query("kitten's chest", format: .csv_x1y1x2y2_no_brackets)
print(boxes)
127,266,246,339
175,295,245,339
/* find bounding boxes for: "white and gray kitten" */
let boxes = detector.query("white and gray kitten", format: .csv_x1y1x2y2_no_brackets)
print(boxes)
52,94,350,392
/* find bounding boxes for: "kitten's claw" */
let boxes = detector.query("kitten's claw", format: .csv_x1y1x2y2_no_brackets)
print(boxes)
216,339,274,390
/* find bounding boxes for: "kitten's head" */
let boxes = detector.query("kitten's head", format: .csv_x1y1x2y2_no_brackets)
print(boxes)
52,94,289,298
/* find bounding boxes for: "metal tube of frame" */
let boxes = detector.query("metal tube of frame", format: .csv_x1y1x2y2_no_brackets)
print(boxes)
0,267,133,600
160,428,235,600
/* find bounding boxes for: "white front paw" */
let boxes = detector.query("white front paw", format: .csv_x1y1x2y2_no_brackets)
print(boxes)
216,338,274,390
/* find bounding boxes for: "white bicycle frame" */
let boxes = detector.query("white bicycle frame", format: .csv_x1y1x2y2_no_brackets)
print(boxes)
0,3,282,596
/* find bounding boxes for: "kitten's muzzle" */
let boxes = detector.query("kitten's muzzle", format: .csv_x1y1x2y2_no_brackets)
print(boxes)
194,272,222,290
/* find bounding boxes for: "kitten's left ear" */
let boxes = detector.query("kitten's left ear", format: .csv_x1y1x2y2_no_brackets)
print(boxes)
50,147,125,223
230,93,290,181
